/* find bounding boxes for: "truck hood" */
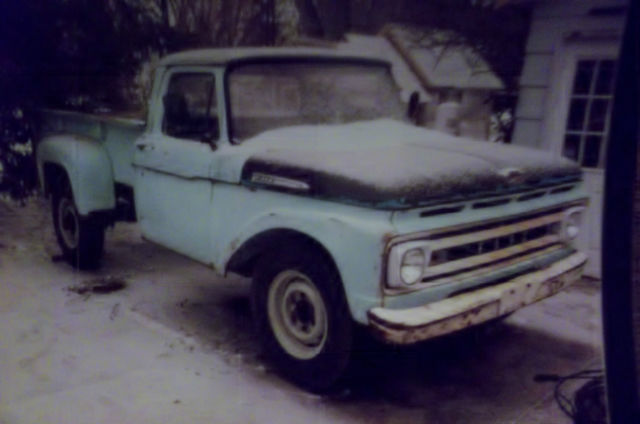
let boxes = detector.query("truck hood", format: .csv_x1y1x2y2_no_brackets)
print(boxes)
239,119,581,209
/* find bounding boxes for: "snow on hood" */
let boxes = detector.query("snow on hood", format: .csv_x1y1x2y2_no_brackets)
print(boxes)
239,119,581,209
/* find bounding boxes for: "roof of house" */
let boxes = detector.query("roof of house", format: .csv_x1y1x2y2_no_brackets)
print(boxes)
381,25,504,91
334,26,504,98
158,47,388,67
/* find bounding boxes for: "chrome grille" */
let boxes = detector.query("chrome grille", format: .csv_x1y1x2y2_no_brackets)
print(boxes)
420,209,566,284
430,223,558,266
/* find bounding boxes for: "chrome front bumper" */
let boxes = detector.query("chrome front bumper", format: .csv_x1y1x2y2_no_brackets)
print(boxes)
367,252,587,344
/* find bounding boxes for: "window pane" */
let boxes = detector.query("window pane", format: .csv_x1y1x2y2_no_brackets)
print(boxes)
595,60,616,95
563,59,614,169
163,73,218,141
588,99,609,132
572,60,596,94
583,135,601,167
563,134,581,161
567,98,587,131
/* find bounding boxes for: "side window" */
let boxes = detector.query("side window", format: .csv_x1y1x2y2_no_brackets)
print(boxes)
562,59,616,168
162,73,218,142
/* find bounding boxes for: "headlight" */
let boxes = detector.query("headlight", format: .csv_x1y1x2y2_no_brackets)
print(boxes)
401,248,426,285
387,242,431,288
562,206,585,243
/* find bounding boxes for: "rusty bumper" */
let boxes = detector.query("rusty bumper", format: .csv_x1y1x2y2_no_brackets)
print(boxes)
367,252,587,345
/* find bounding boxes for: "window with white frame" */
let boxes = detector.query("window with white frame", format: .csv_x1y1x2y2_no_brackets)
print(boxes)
563,59,616,168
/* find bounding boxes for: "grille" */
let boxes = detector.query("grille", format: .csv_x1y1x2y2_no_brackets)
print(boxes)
419,209,566,284
430,224,558,265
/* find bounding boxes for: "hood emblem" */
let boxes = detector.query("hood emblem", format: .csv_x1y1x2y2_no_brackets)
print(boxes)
497,167,526,185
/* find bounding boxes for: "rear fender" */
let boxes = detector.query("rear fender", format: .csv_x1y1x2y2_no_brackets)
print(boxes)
37,134,115,215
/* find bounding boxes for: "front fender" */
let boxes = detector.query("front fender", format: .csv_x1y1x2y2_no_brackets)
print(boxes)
37,134,115,215
213,187,395,324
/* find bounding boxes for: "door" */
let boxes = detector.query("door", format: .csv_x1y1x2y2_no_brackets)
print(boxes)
551,44,619,278
133,69,221,265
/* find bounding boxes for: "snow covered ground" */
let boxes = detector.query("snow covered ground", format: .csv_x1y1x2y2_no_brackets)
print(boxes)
0,198,604,423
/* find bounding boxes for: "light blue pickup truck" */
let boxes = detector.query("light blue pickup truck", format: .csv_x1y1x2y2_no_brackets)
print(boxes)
36,48,588,391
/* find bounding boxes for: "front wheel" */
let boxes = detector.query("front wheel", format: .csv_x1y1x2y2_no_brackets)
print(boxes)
51,177,105,270
252,246,353,392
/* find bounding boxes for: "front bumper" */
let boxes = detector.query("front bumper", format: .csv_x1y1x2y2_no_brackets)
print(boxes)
367,251,587,344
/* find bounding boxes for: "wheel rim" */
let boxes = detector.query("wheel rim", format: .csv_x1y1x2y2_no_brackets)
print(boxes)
58,197,79,249
267,270,328,360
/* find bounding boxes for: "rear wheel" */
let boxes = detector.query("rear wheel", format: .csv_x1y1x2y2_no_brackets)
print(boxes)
51,176,105,270
252,245,353,392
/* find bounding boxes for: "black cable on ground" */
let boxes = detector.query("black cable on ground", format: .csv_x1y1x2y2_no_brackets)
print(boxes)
534,369,606,424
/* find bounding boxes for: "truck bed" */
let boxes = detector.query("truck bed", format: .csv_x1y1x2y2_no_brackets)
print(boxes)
40,109,146,187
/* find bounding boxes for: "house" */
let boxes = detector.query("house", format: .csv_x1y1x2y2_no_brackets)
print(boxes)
510,0,628,278
297,25,505,140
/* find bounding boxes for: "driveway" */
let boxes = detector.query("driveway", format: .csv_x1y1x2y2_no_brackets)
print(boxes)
0,198,604,423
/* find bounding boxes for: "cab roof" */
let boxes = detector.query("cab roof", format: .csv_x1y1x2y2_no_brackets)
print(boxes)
158,47,390,67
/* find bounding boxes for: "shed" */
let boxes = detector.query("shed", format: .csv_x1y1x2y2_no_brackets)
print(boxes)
380,25,504,140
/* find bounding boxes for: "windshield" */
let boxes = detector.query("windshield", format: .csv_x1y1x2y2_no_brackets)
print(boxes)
228,61,406,141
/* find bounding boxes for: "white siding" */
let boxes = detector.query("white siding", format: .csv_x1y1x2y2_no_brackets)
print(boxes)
519,54,554,86
515,87,546,119
527,16,626,53
512,0,625,150
531,0,627,19
511,120,542,148
582,169,606,277
512,0,626,279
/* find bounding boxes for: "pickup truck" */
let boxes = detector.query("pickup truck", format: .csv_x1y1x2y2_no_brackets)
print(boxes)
36,47,588,391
